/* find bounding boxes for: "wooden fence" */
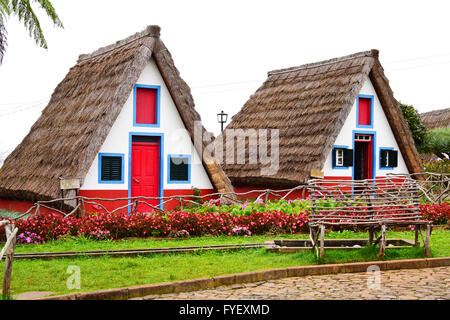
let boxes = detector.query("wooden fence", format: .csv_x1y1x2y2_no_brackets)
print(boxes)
12,172,450,220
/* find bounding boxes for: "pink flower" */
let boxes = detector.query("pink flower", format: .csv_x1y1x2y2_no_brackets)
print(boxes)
254,197,263,204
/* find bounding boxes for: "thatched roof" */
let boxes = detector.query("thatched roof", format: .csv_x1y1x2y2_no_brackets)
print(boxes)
0,25,233,203
419,108,450,162
420,107,450,130
220,50,423,187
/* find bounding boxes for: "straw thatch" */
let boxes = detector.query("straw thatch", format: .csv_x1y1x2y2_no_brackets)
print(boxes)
419,107,450,162
220,50,423,187
420,107,450,130
0,25,233,203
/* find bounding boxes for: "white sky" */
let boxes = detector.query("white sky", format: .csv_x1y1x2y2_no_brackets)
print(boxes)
1,0,450,158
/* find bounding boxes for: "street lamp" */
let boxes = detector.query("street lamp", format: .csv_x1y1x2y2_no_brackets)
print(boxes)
217,110,228,132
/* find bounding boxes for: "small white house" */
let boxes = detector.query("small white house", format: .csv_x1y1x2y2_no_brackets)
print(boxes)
220,50,423,195
0,25,233,213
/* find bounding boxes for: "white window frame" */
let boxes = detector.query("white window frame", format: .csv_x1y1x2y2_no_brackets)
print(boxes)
335,149,344,166
355,134,371,141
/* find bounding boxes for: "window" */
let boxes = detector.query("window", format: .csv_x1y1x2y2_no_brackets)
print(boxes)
167,155,191,183
380,148,398,169
98,153,124,184
332,146,353,168
357,95,374,128
133,85,160,127
354,134,371,141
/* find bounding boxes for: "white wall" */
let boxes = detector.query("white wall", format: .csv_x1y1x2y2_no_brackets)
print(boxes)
323,76,409,177
81,58,213,191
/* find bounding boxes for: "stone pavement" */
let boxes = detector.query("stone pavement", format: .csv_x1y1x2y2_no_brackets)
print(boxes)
14,291,54,300
135,266,450,300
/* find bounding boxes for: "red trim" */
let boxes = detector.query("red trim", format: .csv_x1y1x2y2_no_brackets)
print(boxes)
375,176,405,190
80,189,216,212
322,176,353,193
367,139,373,179
79,190,129,213
0,189,217,215
0,199,53,214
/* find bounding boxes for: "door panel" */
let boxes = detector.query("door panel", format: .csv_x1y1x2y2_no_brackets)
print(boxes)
136,88,157,124
354,142,365,180
354,138,373,180
358,98,371,126
131,142,160,210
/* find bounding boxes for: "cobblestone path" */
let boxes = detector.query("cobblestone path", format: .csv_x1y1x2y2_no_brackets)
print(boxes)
135,266,450,300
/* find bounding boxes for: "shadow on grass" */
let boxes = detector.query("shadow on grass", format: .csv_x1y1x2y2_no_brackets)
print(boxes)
316,245,427,265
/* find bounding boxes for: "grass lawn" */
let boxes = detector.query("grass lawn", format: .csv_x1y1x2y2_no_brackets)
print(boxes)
1,229,449,296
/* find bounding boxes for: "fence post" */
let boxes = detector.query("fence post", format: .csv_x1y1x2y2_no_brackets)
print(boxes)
319,224,325,259
378,224,386,258
2,224,18,298
414,225,420,246
368,228,374,245
80,198,85,216
424,224,431,257
132,200,138,214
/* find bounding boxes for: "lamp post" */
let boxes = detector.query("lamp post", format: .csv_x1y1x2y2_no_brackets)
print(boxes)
217,110,228,132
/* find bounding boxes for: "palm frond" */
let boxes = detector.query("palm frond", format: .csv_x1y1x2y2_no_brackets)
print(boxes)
0,24,6,63
0,0,8,64
34,0,63,28
0,0,63,63
11,0,47,48
0,0,11,15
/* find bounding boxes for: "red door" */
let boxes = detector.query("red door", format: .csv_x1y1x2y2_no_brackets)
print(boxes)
131,142,160,210
354,136,373,180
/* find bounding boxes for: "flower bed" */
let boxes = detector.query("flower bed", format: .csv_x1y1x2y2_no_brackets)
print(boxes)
185,198,450,225
5,210,309,242
419,202,450,225
1,200,448,243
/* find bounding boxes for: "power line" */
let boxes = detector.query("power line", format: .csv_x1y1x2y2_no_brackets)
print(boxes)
0,52,449,103
193,86,261,95
0,97,50,107
385,52,450,65
388,59,450,72
0,101,48,117
192,79,262,90
0,99,50,114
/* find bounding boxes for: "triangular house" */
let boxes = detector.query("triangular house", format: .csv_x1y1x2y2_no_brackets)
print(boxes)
220,50,423,194
0,25,233,212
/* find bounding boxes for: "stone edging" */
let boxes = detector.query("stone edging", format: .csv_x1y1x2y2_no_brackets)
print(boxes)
37,257,450,300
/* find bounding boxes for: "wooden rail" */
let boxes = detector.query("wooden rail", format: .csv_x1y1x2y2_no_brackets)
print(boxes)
10,173,448,221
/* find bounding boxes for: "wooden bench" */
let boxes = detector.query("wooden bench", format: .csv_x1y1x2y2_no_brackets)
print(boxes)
307,176,431,258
